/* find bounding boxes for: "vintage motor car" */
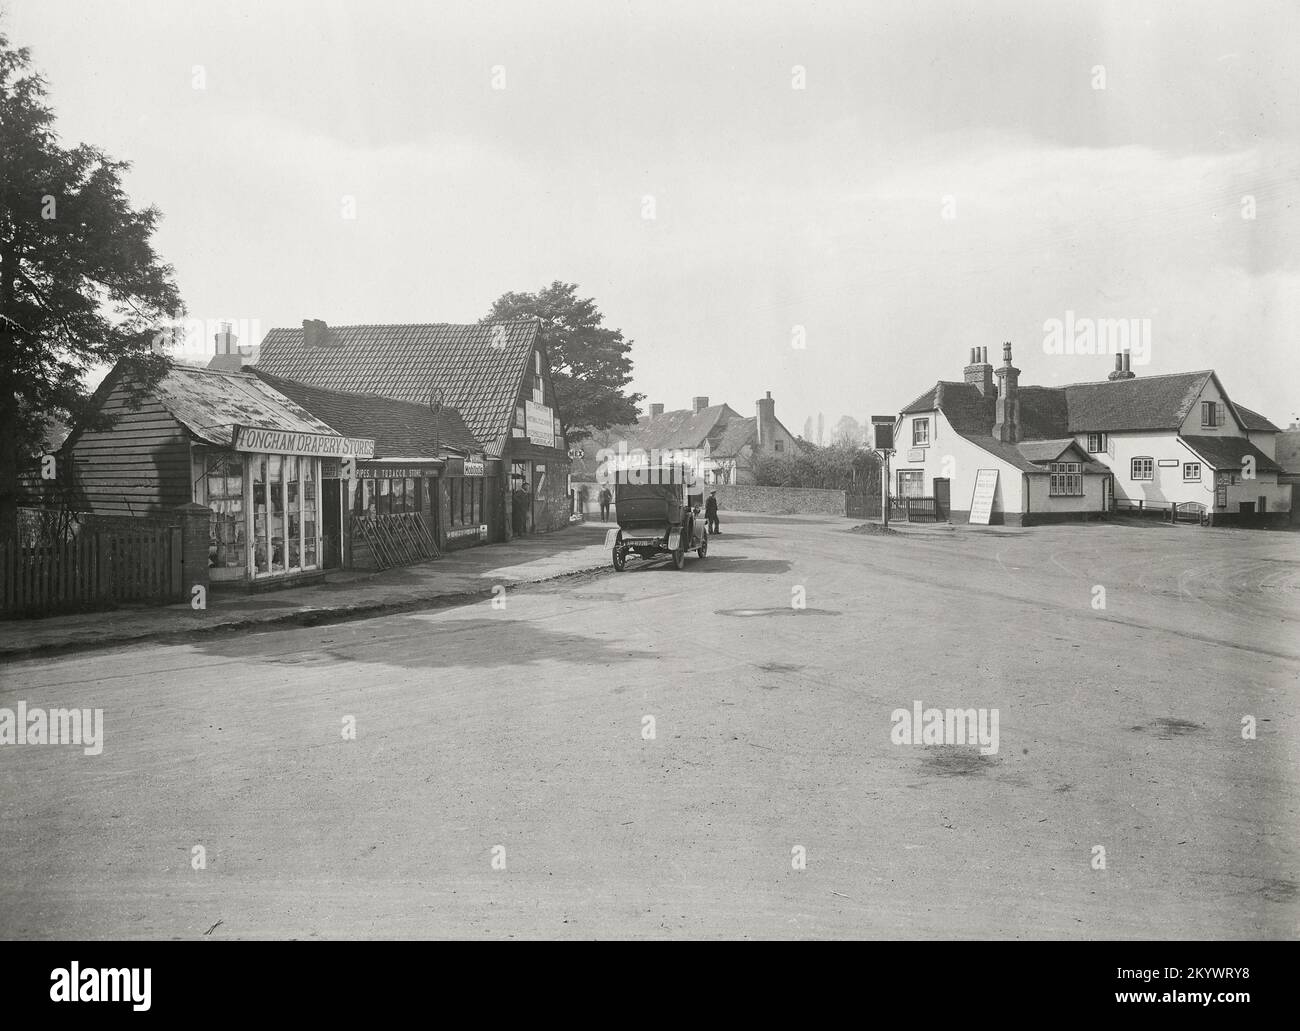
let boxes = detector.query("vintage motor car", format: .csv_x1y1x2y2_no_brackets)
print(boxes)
609,467,708,571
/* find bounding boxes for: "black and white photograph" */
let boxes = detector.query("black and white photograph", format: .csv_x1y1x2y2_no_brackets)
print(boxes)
0,0,1296,981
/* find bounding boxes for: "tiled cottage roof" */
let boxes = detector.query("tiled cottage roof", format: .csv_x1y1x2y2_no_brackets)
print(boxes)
905,371,1230,436
1179,435,1282,475
249,369,479,457
630,404,739,452
713,416,757,458
1061,371,1215,432
255,321,541,455
151,365,341,447
1234,404,1282,433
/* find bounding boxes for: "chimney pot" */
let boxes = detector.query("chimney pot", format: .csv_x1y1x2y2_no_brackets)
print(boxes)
981,346,988,364
1122,351,1131,373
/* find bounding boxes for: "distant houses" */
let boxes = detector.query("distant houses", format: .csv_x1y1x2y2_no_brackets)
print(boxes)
568,390,801,517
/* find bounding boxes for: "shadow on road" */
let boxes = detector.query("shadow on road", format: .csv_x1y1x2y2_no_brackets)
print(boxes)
189,614,659,670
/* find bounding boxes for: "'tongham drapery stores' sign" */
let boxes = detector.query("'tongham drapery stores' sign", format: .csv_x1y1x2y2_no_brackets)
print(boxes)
233,426,375,458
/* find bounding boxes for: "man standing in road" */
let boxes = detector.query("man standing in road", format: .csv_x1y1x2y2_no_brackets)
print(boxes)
599,485,612,522
705,490,720,534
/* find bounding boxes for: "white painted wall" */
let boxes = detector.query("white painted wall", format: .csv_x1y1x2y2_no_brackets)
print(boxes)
894,409,1023,516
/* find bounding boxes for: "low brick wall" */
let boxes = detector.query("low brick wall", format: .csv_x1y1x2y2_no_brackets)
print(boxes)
712,484,846,516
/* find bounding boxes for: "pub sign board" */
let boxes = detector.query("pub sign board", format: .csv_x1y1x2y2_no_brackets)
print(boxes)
871,416,895,452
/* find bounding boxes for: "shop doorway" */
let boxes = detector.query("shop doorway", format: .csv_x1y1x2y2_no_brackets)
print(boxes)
322,478,342,569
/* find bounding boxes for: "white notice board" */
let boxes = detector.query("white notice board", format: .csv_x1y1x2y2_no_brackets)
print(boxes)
969,469,999,525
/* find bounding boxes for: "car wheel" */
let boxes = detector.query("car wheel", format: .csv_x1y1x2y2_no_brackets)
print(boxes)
671,545,686,570
613,546,626,571
697,533,707,559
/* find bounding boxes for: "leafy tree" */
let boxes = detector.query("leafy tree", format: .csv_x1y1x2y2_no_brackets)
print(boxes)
0,29,183,536
831,414,862,445
482,281,642,443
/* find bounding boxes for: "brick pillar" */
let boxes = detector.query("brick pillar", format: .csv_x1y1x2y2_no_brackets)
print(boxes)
173,502,212,600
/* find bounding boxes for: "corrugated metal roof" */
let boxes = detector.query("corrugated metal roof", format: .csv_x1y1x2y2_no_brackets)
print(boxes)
152,365,341,446
253,321,540,456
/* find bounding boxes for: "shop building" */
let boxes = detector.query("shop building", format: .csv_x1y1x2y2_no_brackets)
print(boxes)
255,319,572,539
63,361,374,587
249,369,484,562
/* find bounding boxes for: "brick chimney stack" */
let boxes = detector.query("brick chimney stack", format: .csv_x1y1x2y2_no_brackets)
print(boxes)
992,341,1021,443
756,391,776,449
303,318,337,348
1107,350,1136,380
964,345,994,396
649,403,665,420
692,396,710,413
207,322,248,372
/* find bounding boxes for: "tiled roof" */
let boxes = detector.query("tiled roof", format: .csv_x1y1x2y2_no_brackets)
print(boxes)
713,416,756,458
629,404,740,452
1061,371,1214,432
1235,404,1282,433
254,321,541,456
906,371,1226,435
1016,438,1079,463
151,364,340,447
1179,435,1282,475
249,369,479,457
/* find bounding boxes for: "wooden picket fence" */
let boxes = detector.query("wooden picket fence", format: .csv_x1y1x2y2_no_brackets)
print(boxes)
1,525,183,617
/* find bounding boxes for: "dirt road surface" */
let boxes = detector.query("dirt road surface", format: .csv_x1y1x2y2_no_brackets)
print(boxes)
2,515,1297,939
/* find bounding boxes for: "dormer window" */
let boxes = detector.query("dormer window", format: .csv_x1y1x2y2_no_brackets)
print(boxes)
912,418,930,446
1201,401,1226,427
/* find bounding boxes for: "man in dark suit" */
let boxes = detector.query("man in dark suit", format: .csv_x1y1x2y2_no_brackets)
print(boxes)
705,491,720,534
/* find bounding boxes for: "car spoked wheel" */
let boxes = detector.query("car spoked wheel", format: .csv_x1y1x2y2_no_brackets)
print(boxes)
613,546,626,571
671,545,686,570
697,533,708,559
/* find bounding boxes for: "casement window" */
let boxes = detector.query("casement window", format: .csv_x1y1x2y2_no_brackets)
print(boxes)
1131,457,1154,481
1086,432,1106,453
1183,462,1201,482
912,418,930,446
1049,462,1083,497
897,469,925,497
1201,401,1227,428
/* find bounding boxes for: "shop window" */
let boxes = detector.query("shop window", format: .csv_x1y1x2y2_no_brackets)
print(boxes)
206,454,246,569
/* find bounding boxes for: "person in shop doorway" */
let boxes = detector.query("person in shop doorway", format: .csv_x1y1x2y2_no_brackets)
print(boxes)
512,482,530,537
599,485,612,522
705,490,720,534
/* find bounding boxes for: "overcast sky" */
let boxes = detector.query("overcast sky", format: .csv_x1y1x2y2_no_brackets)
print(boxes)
9,0,1299,433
